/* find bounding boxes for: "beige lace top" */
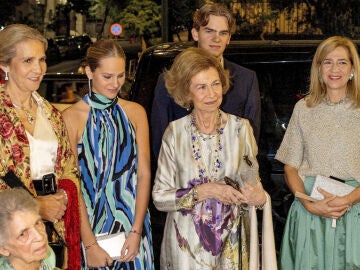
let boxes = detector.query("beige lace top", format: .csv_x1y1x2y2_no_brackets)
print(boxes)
275,98,360,182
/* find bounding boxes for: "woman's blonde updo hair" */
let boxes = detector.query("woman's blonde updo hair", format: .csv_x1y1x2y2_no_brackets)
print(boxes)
86,39,126,72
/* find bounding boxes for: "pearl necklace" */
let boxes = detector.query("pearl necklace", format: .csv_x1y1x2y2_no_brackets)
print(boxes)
190,110,223,182
12,98,35,125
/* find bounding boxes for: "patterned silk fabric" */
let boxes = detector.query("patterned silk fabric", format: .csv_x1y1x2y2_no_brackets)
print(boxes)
0,87,78,193
153,114,260,269
78,93,153,269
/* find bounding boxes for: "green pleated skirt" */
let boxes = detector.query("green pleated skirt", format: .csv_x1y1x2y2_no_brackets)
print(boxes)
280,177,360,270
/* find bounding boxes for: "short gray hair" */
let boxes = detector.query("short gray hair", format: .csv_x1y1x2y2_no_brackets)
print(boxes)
0,188,38,245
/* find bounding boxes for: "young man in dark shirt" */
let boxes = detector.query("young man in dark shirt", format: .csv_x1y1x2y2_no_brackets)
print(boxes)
151,2,261,159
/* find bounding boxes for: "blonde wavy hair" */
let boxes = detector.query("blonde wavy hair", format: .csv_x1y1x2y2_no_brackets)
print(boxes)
164,47,229,109
306,36,360,108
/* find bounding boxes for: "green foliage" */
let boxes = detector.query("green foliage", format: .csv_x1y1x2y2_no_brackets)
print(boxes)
268,0,358,36
167,0,234,41
118,0,161,43
168,0,193,40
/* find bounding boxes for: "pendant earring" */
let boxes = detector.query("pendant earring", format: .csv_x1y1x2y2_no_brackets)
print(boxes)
4,71,8,81
88,78,92,96
349,73,354,81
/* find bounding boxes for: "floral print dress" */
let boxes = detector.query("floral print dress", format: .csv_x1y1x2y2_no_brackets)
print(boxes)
153,113,260,270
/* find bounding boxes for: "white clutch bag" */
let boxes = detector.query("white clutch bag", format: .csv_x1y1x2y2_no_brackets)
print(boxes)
96,232,126,260
310,175,355,200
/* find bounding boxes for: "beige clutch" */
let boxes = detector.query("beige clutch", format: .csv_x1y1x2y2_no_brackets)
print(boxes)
96,232,126,260
310,175,355,200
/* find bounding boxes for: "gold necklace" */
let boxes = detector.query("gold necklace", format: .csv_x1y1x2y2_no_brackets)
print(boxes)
12,98,35,125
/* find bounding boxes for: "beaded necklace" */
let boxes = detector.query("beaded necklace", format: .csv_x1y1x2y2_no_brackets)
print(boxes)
190,110,223,182
323,96,349,106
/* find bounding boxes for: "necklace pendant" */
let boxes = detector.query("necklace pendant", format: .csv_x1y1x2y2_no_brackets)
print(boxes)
27,114,34,125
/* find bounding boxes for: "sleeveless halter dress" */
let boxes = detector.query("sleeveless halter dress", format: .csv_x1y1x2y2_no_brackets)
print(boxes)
78,93,153,269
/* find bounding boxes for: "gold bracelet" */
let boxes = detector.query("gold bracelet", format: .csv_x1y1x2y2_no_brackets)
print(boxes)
84,240,98,250
59,189,68,204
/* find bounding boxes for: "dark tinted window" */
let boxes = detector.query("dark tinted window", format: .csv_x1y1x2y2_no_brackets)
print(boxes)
38,74,88,103
131,55,175,115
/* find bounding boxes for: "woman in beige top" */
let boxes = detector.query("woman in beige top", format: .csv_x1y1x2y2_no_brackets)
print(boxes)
276,36,360,270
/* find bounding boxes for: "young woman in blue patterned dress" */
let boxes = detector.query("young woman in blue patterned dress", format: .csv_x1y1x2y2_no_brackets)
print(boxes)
62,39,154,269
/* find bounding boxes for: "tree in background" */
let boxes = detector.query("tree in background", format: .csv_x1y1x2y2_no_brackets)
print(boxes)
166,0,234,42
168,0,194,42
268,0,358,37
89,0,130,40
53,0,92,37
118,0,161,49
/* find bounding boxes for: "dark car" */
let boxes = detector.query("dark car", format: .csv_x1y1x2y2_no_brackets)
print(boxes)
38,72,133,110
54,35,92,60
38,73,88,110
46,38,61,66
71,34,93,57
128,40,324,258
54,36,69,59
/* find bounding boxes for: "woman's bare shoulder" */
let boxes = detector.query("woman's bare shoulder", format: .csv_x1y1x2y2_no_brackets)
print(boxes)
119,99,146,116
62,100,89,123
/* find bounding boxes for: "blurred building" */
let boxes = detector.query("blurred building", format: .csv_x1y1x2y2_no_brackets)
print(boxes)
15,0,87,38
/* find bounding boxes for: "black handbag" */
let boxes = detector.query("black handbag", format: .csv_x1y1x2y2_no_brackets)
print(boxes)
45,221,66,268
1,170,66,268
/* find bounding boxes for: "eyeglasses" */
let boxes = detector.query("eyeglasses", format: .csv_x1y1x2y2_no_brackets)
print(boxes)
322,59,350,69
16,220,45,243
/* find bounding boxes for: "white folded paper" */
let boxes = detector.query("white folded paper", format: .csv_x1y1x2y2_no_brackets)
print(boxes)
96,232,126,260
310,175,355,200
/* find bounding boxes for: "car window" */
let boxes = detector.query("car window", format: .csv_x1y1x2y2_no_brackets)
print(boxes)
38,73,132,111
38,75,88,107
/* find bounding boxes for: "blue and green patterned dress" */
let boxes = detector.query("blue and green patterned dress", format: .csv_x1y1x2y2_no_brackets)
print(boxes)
78,93,153,270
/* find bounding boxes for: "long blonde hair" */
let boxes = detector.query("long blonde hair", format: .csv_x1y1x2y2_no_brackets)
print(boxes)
306,36,360,108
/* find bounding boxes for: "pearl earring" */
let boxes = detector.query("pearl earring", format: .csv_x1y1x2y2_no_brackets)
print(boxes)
349,73,354,81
